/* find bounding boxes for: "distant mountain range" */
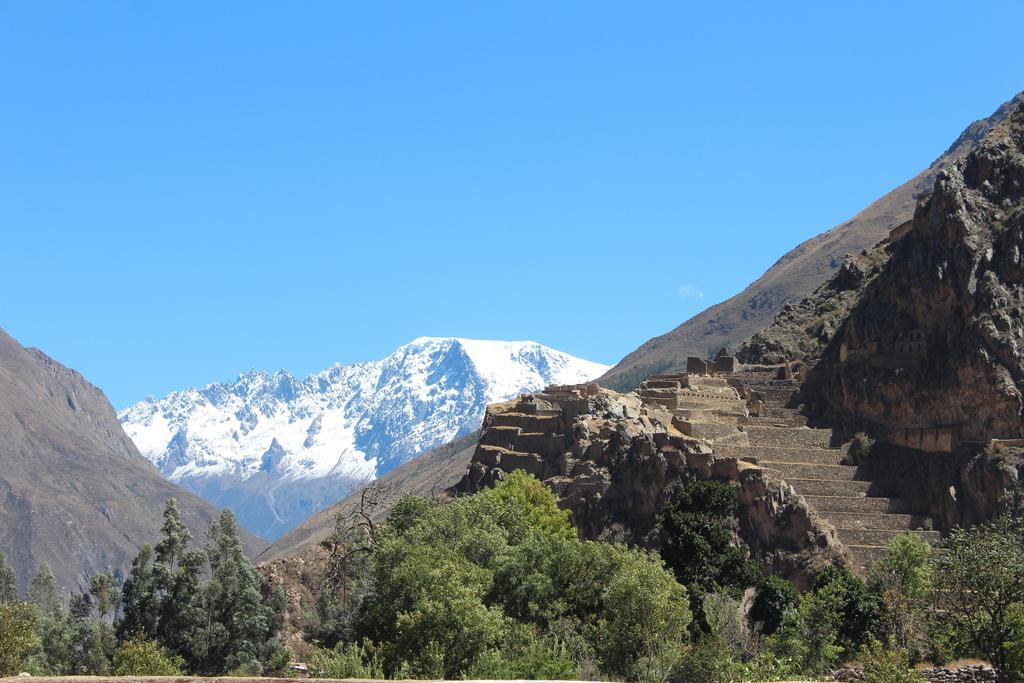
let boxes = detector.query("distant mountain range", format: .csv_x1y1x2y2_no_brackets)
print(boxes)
119,337,608,539
0,327,265,594
598,92,1024,391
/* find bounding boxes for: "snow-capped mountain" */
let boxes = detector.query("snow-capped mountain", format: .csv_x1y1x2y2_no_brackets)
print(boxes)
119,337,608,540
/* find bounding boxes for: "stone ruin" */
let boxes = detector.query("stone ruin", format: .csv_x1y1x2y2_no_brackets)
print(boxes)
838,330,927,366
452,372,852,586
887,218,914,243
686,347,741,375
453,363,944,582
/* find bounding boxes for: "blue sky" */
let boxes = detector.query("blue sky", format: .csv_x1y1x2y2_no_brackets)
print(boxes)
2,2,1022,408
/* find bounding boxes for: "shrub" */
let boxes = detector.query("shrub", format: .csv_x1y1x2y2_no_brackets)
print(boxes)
859,638,922,683
845,431,875,465
0,602,38,676
463,630,580,681
749,575,798,636
308,641,384,679
113,635,184,676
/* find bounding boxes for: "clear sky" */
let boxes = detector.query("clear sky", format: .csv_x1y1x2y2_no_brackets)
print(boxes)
2,2,1023,408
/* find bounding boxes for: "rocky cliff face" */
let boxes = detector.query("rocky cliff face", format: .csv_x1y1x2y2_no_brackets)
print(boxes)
802,102,1024,447
0,327,265,594
599,93,1024,392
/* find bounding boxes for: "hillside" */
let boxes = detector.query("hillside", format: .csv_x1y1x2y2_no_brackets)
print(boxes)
120,337,606,540
259,430,478,562
599,92,1024,391
0,327,265,594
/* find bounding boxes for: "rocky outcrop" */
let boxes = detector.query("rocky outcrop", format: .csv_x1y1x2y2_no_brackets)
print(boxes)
451,382,843,587
802,101,1024,449
739,243,891,368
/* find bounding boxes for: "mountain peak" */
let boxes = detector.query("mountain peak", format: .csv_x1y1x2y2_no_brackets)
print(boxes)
119,337,608,540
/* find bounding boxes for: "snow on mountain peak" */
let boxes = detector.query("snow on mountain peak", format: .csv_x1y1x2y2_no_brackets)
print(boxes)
118,337,608,539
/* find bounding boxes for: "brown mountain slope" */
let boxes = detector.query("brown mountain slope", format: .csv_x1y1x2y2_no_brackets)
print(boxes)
599,93,1024,392
259,431,478,562
0,327,266,594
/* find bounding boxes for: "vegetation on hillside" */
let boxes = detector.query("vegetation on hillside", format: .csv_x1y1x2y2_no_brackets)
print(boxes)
2,478,1024,681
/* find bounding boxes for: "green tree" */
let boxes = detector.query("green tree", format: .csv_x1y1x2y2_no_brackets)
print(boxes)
768,583,844,676
0,602,38,675
352,471,692,680
868,533,933,659
198,508,286,675
28,563,60,615
116,543,159,640
155,548,207,669
149,499,206,668
0,552,17,604
88,572,121,620
749,575,798,636
595,549,691,678
113,635,184,676
931,516,1024,674
658,481,758,600
814,565,880,658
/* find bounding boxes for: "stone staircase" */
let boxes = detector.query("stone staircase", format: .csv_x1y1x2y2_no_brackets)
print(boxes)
718,370,939,575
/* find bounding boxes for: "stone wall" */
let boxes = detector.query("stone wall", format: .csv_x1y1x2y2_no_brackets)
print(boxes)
833,664,998,682
888,426,955,453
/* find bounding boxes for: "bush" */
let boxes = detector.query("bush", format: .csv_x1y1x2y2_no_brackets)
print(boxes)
845,432,875,466
113,635,184,676
749,575,798,636
658,481,759,599
308,641,384,679
859,638,922,683
0,602,38,676
464,629,580,681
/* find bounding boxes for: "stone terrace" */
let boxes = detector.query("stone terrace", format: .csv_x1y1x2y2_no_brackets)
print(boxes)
718,367,938,574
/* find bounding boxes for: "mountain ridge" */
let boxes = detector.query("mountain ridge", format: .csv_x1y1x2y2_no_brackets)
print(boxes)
120,337,608,539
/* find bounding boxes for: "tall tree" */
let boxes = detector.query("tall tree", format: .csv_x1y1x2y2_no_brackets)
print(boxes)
0,552,16,604
932,516,1024,674
117,545,159,640
199,509,285,675
28,563,60,615
154,498,191,574
89,573,121,620
155,549,207,669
